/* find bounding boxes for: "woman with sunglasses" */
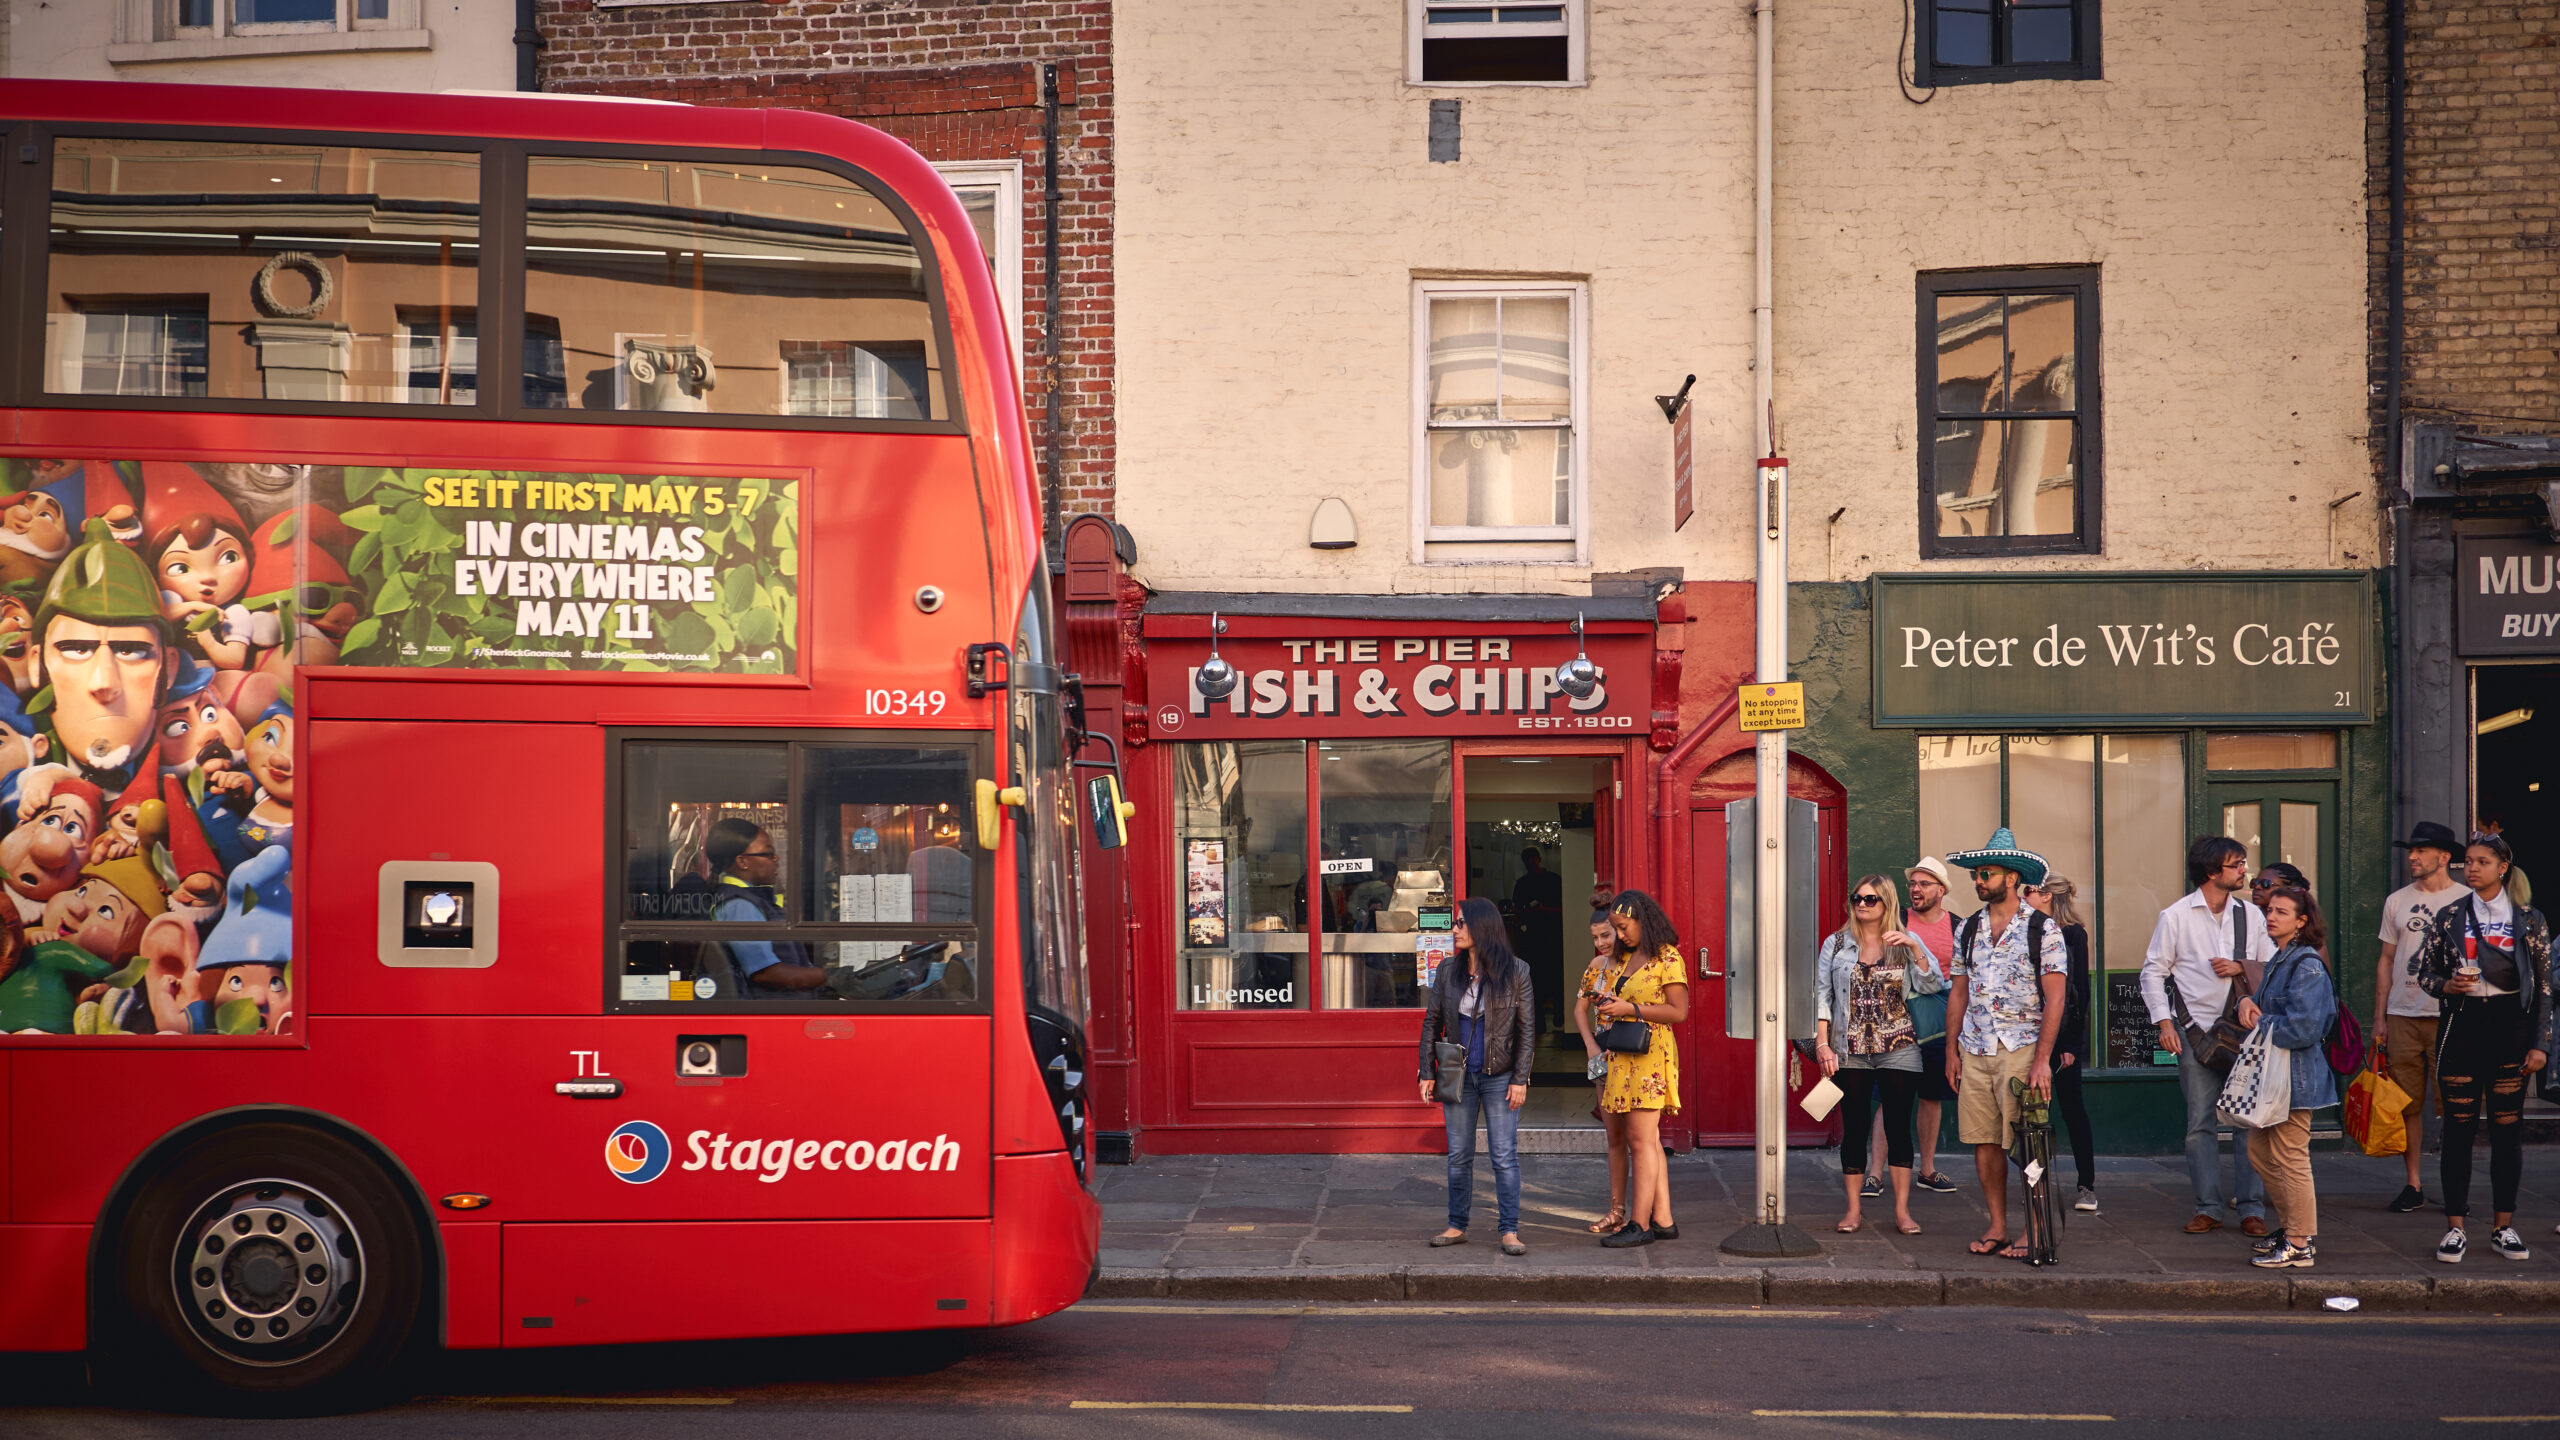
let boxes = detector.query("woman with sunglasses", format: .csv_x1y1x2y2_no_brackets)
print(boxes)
1591,889,1690,1247
1813,874,1941,1235
1419,896,1536,1256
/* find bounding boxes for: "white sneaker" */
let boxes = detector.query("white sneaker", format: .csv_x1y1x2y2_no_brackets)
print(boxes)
2437,1228,2467,1264
2492,1226,2532,1261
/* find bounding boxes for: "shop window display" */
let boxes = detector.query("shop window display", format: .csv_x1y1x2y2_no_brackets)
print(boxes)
1173,739,1453,1011
1316,740,1451,1010
1915,732,2187,1064
1177,741,1311,1009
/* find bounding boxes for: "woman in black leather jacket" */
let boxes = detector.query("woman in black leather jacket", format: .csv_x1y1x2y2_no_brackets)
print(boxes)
1418,896,1536,1255
2410,832,2554,1262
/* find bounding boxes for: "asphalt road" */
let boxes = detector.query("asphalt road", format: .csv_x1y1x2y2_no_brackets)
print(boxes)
7,1302,2558,1437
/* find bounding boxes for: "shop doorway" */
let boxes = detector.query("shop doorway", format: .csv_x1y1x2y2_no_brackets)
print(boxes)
1459,753,1617,1119
2475,664,2560,889
2211,781,2336,903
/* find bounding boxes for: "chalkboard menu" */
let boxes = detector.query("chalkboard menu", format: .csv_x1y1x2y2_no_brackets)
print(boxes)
2106,972,2174,1068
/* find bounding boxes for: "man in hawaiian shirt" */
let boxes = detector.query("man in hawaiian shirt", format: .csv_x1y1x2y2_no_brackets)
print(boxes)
1943,826,2068,1260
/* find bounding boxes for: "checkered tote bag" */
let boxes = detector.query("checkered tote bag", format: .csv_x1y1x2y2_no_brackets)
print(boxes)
2215,1025,2292,1131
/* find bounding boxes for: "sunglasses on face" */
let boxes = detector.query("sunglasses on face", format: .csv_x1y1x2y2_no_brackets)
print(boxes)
1852,894,1883,907
1973,868,2004,881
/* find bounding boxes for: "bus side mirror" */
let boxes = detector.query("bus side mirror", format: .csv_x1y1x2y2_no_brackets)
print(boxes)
1086,774,1133,850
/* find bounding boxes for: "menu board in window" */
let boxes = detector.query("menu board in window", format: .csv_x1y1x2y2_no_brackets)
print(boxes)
2105,972,2173,1068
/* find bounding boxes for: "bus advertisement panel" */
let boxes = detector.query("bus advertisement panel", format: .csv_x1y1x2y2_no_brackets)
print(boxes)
0,456,806,1039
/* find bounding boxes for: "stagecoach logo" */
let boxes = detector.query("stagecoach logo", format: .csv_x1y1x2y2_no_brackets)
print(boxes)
606,1120,673,1184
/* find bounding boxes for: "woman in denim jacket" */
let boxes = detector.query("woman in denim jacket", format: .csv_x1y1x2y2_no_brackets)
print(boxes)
2238,886,2339,1270
1813,874,1945,1236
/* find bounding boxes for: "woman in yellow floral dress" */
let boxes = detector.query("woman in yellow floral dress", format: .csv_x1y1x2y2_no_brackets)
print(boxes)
1590,889,1691,1247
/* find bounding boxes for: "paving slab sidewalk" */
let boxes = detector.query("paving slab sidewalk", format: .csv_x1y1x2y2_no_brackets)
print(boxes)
1089,1146,2560,1312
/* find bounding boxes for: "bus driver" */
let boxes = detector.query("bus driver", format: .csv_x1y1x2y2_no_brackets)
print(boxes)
705,817,831,995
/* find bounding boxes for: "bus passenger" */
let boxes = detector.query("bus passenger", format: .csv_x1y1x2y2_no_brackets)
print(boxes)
706,818,830,994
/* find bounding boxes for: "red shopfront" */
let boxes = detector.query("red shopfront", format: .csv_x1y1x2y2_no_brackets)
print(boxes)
1072,587,1828,1155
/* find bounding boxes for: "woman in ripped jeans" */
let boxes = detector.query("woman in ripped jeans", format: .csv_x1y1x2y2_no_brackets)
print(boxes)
2411,832,2556,1263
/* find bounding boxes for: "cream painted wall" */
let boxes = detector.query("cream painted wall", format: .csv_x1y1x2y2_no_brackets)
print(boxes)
1780,1,2372,578
1117,1,2372,595
1116,0,1761,594
7,1,513,92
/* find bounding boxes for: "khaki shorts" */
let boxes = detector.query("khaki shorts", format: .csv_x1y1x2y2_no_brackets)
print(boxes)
1957,1044,2038,1148
2384,1013,2440,1124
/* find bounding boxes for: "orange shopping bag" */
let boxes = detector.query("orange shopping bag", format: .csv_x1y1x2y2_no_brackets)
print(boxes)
2344,1059,2412,1158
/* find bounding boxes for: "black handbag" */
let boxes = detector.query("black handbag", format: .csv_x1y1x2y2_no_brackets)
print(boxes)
1596,966,1652,1055
1427,982,1471,1104
1431,1040,1467,1104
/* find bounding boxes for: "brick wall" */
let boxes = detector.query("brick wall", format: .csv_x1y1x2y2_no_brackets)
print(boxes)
537,0,1115,522
2371,1,2560,472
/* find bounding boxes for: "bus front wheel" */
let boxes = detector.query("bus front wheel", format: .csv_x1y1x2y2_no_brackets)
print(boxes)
101,1123,425,1413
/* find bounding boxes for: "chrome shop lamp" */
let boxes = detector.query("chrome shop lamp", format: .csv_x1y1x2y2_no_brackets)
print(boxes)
1555,613,1598,700
1194,611,1240,702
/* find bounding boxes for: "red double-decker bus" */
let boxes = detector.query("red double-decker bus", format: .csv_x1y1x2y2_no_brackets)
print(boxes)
0,79,1099,1407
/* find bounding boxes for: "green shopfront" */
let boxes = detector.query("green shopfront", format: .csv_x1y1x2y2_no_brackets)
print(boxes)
1788,572,2389,1152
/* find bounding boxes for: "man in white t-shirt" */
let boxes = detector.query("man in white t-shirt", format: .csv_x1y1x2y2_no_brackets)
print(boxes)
2376,821,2467,1214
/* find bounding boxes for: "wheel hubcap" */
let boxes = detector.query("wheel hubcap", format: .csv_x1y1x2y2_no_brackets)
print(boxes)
174,1179,362,1363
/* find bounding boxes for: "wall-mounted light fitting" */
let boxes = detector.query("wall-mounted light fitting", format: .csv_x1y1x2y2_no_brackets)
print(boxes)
1554,612,1598,700
1195,611,1240,701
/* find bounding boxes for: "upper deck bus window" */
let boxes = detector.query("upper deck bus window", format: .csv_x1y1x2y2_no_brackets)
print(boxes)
523,157,946,420
44,138,481,405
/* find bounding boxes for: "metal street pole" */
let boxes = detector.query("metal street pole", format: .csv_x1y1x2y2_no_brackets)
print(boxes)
1755,454,1789,1231
1720,0,1817,1261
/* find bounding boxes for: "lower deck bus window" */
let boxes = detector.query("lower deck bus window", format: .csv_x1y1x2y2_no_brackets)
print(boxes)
617,738,982,1007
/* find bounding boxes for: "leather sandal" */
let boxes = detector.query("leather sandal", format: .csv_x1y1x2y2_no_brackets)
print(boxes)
1588,1206,1628,1234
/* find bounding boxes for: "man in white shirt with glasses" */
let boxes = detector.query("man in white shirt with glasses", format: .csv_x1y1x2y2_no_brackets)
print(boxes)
2141,834,2276,1238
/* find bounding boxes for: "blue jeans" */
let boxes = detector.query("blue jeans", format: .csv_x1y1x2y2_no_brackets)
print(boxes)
2178,1026,2267,1221
1444,1068,1522,1235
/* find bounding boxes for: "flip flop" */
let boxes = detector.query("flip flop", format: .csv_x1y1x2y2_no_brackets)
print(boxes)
2000,1241,2032,1260
1967,1237,2003,1256
1836,1219,1861,1233
1897,1222,1925,1235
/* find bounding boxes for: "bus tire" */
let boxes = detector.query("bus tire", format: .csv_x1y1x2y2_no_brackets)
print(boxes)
98,1122,425,1414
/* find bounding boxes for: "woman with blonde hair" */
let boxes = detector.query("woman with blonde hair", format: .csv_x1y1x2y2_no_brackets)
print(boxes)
2025,874,2100,1212
1813,873,1942,1235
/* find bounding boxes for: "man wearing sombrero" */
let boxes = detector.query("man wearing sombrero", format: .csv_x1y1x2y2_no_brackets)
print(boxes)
1943,826,2070,1260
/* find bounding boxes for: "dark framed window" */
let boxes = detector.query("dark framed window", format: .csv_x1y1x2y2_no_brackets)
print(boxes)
1917,267,2100,558
1919,0,2099,85
607,731,991,1013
